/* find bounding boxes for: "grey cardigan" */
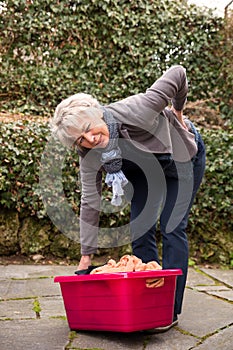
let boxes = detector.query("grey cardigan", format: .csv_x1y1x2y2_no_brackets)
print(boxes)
79,65,197,254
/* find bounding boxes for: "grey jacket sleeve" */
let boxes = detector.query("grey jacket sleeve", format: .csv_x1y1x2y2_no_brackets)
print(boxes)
145,65,188,112
79,153,103,255
106,65,188,130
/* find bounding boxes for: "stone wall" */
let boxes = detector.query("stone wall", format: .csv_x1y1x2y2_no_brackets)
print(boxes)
0,210,82,260
1,209,232,266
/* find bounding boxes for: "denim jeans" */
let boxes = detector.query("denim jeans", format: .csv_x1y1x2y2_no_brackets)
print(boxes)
121,127,206,317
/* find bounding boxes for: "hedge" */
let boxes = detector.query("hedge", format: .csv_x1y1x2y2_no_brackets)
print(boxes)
1,0,229,117
0,0,232,264
0,117,232,265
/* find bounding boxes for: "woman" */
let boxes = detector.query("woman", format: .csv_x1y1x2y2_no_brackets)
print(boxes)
50,65,206,331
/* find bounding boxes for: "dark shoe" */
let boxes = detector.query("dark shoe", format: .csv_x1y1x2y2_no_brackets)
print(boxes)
143,316,178,334
74,265,102,275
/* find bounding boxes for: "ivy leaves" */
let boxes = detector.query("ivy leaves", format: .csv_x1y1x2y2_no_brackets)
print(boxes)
0,0,226,116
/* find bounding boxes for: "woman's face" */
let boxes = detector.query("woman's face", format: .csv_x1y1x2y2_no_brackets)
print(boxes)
76,120,109,149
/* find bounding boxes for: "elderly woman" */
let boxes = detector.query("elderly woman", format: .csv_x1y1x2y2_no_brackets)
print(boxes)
50,65,205,331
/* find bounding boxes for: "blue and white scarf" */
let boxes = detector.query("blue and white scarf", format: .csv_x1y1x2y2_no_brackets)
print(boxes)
101,108,128,206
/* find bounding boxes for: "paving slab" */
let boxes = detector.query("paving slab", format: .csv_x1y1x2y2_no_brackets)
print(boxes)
0,298,35,320
186,268,216,288
0,265,76,279
194,285,230,292
38,296,67,318
200,268,233,288
205,289,233,302
1,265,233,350
194,325,233,350
70,325,199,350
0,277,60,300
0,318,69,350
178,288,233,338
194,284,233,301
70,330,147,350
145,328,198,350
0,296,66,318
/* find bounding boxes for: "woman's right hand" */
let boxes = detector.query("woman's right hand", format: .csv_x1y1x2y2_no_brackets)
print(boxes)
170,105,188,130
77,255,92,271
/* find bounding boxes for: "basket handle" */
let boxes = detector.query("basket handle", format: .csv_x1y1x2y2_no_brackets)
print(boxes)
145,277,165,288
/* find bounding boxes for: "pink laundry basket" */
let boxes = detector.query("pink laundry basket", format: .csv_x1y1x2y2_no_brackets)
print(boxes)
54,269,182,332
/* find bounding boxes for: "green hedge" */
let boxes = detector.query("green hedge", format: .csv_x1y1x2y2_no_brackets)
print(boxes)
188,127,233,264
0,0,226,116
0,0,232,264
0,119,232,264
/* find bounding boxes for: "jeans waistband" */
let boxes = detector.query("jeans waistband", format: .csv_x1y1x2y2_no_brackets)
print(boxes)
189,121,199,146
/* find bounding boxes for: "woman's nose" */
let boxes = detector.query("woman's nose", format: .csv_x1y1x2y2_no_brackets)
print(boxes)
84,131,95,143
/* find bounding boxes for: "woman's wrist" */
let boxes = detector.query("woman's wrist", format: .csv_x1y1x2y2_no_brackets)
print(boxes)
170,105,188,130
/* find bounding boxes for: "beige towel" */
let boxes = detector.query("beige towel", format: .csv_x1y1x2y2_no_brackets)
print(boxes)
90,255,164,288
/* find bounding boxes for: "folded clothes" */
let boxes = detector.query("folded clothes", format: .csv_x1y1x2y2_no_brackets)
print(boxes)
90,254,164,288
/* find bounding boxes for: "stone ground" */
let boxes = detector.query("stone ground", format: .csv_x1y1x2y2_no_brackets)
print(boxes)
0,263,232,350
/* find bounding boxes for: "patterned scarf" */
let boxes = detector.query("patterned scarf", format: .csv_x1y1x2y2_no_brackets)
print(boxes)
101,108,128,206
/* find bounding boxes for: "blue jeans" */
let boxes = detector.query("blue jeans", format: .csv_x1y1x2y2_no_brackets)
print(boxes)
122,129,206,317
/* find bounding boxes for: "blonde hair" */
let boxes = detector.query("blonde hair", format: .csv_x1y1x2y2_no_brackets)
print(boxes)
50,93,102,148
